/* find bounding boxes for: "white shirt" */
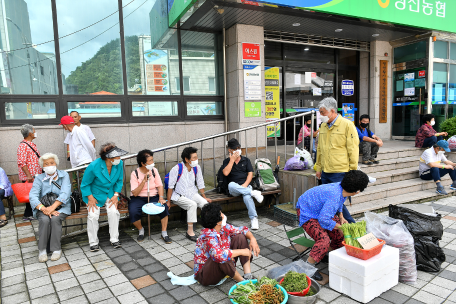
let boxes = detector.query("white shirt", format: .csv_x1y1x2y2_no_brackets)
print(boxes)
419,147,447,175
168,163,205,201
67,125,97,168
64,124,95,144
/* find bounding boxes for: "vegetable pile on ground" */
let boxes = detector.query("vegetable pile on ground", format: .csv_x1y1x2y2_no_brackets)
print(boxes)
280,271,308,292
229,276,284,304
340,221,367,248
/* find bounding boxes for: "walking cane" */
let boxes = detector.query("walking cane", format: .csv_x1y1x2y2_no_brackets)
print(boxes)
147,173,151,240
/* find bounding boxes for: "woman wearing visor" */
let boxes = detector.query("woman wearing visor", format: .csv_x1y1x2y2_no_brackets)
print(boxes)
81,142,127,252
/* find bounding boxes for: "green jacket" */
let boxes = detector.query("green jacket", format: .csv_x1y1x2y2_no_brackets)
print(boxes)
315,115,360,173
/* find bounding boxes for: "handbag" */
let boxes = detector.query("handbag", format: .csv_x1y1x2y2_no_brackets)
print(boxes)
11,181,34,203
118,193,130,209
49,180,80,213
40,191,62,210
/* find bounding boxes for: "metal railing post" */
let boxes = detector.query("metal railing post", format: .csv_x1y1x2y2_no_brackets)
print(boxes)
265,126,268,160
201,141,204,173
123,161,127,196
284,119,287,159
310,110,315,155
213,138,216,188
293,117,296,152
255,127,258,159
301,114,305,150
274,122,278,165
245,130,248,159
164,150,167,175
76,171,80,193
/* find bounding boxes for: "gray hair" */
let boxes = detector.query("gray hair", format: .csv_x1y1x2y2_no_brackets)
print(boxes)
39,153,59,167
318,97,338,112
20,124,34,138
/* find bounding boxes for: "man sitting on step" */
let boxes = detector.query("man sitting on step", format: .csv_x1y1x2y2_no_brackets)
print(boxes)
356,114,383,165
419,140,456,195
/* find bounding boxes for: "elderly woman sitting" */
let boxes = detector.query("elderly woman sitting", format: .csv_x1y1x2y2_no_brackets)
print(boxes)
0,167,13,227
81,143,127,252
194,204,260,286
296,170,369,281
29,153,72,262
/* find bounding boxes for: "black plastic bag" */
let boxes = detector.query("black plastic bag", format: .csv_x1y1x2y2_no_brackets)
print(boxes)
389,204,445,272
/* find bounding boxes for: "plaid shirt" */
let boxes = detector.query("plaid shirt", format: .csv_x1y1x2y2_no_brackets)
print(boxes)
17,141,41,181
193,224,249,275
415,124,436,148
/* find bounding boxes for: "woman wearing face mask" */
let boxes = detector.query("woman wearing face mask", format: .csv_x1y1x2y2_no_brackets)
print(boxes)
129,149,171,243
167,146,211,242
81,142,128,252
194,203,260,286
415,113,448,148
29,153,71,262
297,117,319,152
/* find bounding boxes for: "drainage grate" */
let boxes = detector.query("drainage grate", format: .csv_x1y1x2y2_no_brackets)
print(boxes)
264,30,370,52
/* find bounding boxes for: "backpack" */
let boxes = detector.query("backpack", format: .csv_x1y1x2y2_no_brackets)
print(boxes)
134,168,156,180
164,163,198,191
252,158,280,191
216,165,229,194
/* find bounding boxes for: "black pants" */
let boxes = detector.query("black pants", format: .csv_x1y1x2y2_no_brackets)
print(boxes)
21,180,33,217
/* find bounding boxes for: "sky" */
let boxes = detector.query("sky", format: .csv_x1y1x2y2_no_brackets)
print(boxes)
25,0,154,78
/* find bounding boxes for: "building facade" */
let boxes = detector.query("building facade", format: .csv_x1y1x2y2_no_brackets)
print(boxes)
0,0,455,174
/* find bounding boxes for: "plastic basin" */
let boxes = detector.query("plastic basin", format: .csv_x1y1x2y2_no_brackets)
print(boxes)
228,279,288,304
279,275,312,296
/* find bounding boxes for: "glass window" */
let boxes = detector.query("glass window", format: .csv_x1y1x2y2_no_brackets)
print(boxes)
56,0,124,95
433,63,447,104
1,0,58,95
450,65,456,105
208,77,215,92
181,31,222,96
451,43,456,60
434,41,448,59
187,101,222,115
132,101,178,116
5,102,56,119
67,101,121,118
393,41,427,64
285,44,335,64
123,0,179,96
176,77,190,92
265,41,282,60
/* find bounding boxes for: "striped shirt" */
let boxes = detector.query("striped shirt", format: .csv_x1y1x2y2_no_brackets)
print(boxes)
168,163,205,201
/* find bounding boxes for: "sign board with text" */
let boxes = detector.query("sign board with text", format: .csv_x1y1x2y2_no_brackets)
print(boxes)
379,60,388,123
357,233,381,250
265,67,280,137
242,43,262,101
341,79,354,96
245,102,262,117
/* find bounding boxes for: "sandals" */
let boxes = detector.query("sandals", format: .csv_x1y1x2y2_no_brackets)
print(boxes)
0,219,8,228
185,232,198,242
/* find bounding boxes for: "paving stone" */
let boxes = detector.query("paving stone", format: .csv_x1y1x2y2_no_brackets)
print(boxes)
369,298,393,304
318,287,341,302
124,245,144,254
109,281,137,296
172,286,197,301
136,257,156,266
158,278,180,290
139,283,165,298
412,290,445,304
2,259,24,270
439,270,456,281
131,275,156,289
98,265,122,278
48,263,71,274
265,252,287,262
95,297,120,304
330,296,361,304
422,283,453,299
57,286,85,301
154,251,173,261
81,278,107,294
2,266,25,278
1,291,29,304
30,293,59,304
129,250,150,260
74,270,101,283
199,288,227,304
93,260,115,271
68,258,91,269
2,273,26,287
168,263,192,275
105,248,128,258
85,288,115,303
27,275,51,290
145,293,176,304
73,264,96,276
180,295,208,304
60,295,89,304
161,256,181,268
65,253,87,262
125,268,148,280
119,261,138,272
29,283,55,299
380,290,410,304
2,282,27,297
117,290,145,304
54,277,79,291
104,273,130,287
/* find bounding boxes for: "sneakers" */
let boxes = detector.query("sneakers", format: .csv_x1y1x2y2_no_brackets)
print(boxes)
251,190,264,203
251,217,259,230
137,234,145,242
111,241,122,249
161,235,172,244
370,159,380,164
90,245,100,252
51,251,61,261
362,161,373,165
450,183,456,191
436,186,448,195
312,271,323,281
38,254,48,263
22,216,34,221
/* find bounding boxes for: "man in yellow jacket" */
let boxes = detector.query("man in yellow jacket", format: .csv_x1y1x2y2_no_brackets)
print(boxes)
315,97,359,223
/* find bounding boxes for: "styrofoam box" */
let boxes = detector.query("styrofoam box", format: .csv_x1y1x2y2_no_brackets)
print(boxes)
329,245,399,303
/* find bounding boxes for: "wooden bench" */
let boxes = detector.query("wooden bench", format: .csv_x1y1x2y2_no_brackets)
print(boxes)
206,189,281,205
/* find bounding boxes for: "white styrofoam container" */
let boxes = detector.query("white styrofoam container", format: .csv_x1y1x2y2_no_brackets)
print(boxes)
328,245,400,303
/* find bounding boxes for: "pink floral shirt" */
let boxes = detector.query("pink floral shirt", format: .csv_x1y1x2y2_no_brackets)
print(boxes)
297,125,311,145
193,224,249,275
17,141,41,181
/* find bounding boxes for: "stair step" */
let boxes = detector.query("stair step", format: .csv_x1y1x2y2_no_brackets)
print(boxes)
368,167,419,185
358,156,419,174
348,189,456,215
351,176,452,204
361,147,423,161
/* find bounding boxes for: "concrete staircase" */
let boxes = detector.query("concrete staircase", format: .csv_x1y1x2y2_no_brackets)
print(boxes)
347,143,456,215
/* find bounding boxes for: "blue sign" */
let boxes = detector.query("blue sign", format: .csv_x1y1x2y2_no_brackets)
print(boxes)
341,80,354,96
342,103,355,122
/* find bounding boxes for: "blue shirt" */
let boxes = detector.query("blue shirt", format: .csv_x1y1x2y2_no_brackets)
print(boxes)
29,170,72,218
296,183,345,231
356,127,375,142
327,115,339,129
0,167,13,197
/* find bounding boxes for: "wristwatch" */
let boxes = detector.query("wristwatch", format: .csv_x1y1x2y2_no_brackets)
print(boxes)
114,193,119,197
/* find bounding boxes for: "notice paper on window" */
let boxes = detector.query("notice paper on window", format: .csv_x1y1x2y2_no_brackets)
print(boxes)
295,74,301,85
396,80,404,92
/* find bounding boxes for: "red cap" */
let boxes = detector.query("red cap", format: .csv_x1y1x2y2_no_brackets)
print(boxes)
59,115,75,125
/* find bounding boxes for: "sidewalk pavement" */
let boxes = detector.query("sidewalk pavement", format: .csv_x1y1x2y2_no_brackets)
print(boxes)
3,198,456,304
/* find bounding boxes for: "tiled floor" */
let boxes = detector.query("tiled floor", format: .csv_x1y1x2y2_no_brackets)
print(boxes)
3,197,456,304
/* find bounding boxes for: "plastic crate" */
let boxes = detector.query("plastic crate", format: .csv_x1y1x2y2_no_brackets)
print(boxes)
274,202,299,227
342,239,386,261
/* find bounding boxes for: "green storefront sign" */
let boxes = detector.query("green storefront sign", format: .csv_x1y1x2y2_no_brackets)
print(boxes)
260,0,455,34
245,102,262,117
168,0,197,27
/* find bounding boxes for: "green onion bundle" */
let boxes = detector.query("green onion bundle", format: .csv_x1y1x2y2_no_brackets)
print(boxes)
340,221,367,249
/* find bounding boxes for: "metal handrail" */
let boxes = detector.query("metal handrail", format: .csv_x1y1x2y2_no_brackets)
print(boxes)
64,110,315,174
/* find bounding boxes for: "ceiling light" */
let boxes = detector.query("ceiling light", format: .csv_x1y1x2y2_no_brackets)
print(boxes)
372,33,380,37
335,29,343,32
304,48,309,51
293,23,300,26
